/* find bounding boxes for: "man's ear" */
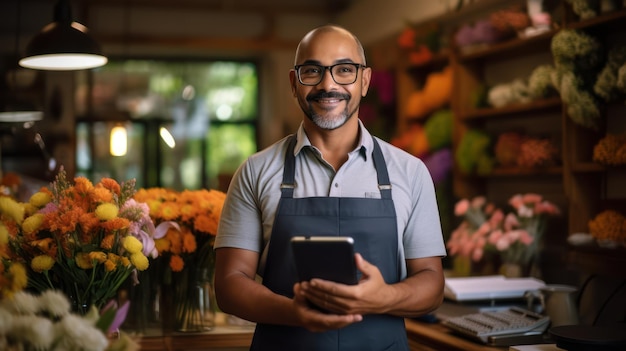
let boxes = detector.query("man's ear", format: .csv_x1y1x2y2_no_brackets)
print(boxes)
361,67,372,97
289,70,298,97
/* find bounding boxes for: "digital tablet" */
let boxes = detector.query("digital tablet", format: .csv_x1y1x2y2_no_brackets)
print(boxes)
290,236,358,285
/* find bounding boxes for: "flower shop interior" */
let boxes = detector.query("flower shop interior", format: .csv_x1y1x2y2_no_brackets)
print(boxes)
1,0,625,350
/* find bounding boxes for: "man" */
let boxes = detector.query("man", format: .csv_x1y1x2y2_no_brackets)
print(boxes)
214,24,446,350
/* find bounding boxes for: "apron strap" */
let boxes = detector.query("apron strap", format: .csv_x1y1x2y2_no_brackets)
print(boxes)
281,134,392,199
280,135,298,198
372,138,392,200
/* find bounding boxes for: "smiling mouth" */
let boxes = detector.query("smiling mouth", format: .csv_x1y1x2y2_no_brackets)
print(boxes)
316,98,343,105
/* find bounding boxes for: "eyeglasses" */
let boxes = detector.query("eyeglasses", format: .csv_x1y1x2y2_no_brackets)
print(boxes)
294,63,366,86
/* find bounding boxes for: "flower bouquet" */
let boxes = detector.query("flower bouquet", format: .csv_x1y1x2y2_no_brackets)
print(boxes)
0,169,155,314
132,187,226,332
447,193,560,277
493,193,560,270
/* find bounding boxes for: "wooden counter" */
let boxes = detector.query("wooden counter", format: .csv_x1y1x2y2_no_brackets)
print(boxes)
136,316,508,351
138,325,254,351
405,319,507,351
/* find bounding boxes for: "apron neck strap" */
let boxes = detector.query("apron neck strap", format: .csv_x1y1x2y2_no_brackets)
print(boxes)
281,134,392,199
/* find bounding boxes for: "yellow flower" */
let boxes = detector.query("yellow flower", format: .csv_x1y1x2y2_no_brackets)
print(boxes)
75,252,94,269
130,252,149,271
23,203,39,216
95,203,119,221
22,213,45,235
31,255,55,272
0,223,8,245
88,251,107,263
29,191,52,208
0,196,25,224
8,262,28,292
104,259,117,272
123,235,143,254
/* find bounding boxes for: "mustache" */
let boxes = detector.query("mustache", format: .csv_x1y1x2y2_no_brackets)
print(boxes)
306,91,350,101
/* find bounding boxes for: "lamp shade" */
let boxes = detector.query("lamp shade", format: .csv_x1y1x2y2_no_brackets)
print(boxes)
19,0,107,71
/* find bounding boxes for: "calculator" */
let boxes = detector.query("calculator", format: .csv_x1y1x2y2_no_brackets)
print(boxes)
442,306,550,344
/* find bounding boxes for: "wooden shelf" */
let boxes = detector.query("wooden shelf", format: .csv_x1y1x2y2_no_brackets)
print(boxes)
461,97,562,121
406,51,451,74
457,29,557,63
566,8,626,31
488,166,563,177
567,245,626,278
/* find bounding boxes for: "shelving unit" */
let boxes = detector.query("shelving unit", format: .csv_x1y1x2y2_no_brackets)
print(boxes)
393,1,626,280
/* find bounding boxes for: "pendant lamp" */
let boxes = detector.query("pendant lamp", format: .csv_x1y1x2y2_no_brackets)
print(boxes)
19,0,107,71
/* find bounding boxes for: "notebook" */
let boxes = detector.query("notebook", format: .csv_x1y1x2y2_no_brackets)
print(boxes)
444,275,546,302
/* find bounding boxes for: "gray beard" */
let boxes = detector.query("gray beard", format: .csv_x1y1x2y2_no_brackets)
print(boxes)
305,104,355,130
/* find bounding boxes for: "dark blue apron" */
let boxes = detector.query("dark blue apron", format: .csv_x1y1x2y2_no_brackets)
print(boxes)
250,135,409,351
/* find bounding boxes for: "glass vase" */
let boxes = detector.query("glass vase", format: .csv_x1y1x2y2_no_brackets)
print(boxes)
174,266,215,332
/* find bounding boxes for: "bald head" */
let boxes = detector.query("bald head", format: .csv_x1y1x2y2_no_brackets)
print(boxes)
294,25,366,66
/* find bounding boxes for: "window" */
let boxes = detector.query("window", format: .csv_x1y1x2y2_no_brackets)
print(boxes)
76,59,258,191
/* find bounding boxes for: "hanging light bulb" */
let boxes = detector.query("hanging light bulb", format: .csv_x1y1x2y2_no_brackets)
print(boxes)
110,125,127,156
19,0,107,71
160,127,176,149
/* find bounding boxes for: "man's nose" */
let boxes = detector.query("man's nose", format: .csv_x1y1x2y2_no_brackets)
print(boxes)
317,67,337,87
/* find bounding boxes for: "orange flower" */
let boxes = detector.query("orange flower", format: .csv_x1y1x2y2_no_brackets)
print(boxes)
169,255,184,272
133,187,225,283
159,202,180,221
92,187,113,203
194,214,218,236
101,234,115,250
100,217,130,232
166,228,183,255
73,177,94,196
98,178,121,196
182,232,197,253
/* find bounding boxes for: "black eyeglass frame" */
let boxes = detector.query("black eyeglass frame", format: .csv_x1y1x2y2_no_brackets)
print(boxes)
294,63,367,86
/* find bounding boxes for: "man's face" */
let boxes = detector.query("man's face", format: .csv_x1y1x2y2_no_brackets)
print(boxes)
290,30,371,131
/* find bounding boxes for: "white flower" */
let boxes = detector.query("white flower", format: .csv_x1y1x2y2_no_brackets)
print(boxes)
54,314,109,351
1,291,39,315
518,204,534,218
11,315,56,349
38,290,71,317
0,308,13,334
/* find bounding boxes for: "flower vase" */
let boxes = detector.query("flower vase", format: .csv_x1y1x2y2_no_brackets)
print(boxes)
500,262,523,278
173,266,215,332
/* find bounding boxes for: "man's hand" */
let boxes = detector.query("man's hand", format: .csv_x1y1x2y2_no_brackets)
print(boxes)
295,253,392,316
292,283,363,332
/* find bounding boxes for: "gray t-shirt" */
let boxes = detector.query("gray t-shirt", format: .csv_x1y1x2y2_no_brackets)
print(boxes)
215,121,446,279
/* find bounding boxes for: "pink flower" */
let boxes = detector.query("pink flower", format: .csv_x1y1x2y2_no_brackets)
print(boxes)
509,194,524,209
536,201,560,215
504,213,519,231
472,247,484,262
454,199,470,216
488,229,503,244
519,230,534,245
496,236,511,251
522,193,543,204
489,209,504,228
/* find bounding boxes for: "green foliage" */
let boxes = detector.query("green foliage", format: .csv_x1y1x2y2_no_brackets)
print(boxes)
551,29,603,72
455,129,493,174
424,109,453,151
594,45,626,102
528,64,558,99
